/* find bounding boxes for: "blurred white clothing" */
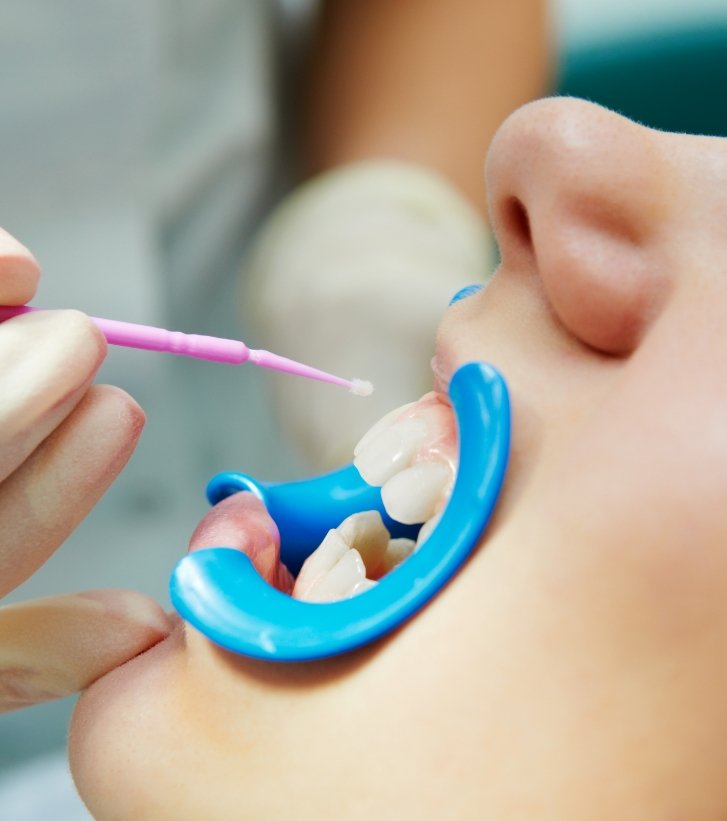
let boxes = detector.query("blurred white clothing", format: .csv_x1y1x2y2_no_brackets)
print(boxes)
0,0,276,346
0,0,305,798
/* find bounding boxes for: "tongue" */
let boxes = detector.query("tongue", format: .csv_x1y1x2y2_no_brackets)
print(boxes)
188,493,294,594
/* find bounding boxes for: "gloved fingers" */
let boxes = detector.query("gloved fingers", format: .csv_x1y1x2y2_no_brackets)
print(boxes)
0,228,41,305
241,160,495,470
0,232,161,714
0,309,108,483
0,589,171,712
0,384,145,598
260,311,434,470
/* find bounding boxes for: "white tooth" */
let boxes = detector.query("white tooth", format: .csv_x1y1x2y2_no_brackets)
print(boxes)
381,461,453,525
293,529,349,599
300,549,367,603
353,402,415,457
416,512,442,548
352,578,377,596
354,417,429,486
381,538,416,573
337,510,390,577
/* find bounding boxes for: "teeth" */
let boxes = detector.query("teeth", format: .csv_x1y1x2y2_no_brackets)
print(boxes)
380,538,416,574
337,511,390,579
292,512,418,602
353,402,415,457
381,461,452,525
292,529,349,599
354,417,429,486
300,548,368,603
294,391,459,603
354,393,457,528
416,512,442,548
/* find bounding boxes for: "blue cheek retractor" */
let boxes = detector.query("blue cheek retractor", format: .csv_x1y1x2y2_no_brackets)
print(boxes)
170,362,510,661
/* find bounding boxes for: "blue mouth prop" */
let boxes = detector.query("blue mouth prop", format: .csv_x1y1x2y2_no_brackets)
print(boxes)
170,362,510,661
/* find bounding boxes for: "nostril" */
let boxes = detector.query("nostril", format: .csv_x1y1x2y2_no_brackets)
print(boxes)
504,196,533,254
485,97,673,357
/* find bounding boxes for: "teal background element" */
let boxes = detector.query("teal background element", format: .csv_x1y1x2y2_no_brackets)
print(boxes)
559,25,727,137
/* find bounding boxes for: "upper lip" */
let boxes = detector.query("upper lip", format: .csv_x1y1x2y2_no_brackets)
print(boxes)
430,351,452,396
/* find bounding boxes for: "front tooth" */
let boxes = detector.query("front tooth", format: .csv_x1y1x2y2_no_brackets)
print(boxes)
381,461,452,525
353,402,415,457
293,529,349,599
354,417,429,486
337,511,391,578
299,549,367,603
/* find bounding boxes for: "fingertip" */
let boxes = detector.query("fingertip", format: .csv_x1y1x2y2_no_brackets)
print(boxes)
75,384,146,478
0,228,42,304
7,308,109,389
90,383,147,441
0,386,147,597
52,309,108,370
0,591,173,711
76,589,173,640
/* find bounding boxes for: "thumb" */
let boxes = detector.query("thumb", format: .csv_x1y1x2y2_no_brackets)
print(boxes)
0,589,171,712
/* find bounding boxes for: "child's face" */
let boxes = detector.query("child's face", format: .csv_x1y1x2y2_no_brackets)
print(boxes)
71,99,727,819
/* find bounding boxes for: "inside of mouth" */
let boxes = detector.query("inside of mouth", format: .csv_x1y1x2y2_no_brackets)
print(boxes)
289,509,425,603
195,392,459,603
283,392,458,602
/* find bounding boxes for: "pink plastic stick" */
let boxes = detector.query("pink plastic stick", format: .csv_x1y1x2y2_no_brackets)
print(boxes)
0,305,364,391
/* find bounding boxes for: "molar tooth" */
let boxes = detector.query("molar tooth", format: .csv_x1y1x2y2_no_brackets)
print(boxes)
336,511,390,578
299,549,367,603
354,417,429,486
381,537,416,574
353,402,415,457
381,461,453,525
292,529,349,599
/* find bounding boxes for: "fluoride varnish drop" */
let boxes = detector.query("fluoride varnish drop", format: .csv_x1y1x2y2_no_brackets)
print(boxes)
350,379,374,397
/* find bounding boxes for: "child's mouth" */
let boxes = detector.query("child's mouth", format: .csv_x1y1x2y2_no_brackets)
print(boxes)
188,391,458,602
294,392,457,600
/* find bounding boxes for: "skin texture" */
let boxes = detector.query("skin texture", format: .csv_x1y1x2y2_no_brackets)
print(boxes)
0,236,171,712
69,98,727,819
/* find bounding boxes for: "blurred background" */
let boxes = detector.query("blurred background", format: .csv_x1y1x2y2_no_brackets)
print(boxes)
1,0,726,817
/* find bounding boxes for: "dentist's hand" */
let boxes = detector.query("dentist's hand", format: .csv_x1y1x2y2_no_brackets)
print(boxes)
0,228,170,713
242,161,494,471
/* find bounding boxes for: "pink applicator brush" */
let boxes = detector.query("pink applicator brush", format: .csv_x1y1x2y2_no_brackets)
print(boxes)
0,305,374,396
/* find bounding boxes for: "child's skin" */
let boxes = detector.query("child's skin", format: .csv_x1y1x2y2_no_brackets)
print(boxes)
66,98,727,818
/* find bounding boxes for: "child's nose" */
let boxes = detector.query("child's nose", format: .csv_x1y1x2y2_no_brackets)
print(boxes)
486,98,673,355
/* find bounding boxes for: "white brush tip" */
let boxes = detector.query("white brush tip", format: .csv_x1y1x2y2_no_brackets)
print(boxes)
349,379,374,397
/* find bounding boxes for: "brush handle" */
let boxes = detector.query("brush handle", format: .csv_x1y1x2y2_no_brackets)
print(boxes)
0,305,362,389
0,305,251,364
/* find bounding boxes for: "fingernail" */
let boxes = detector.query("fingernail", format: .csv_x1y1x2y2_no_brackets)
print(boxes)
449,284,483,306
77,590,173,635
